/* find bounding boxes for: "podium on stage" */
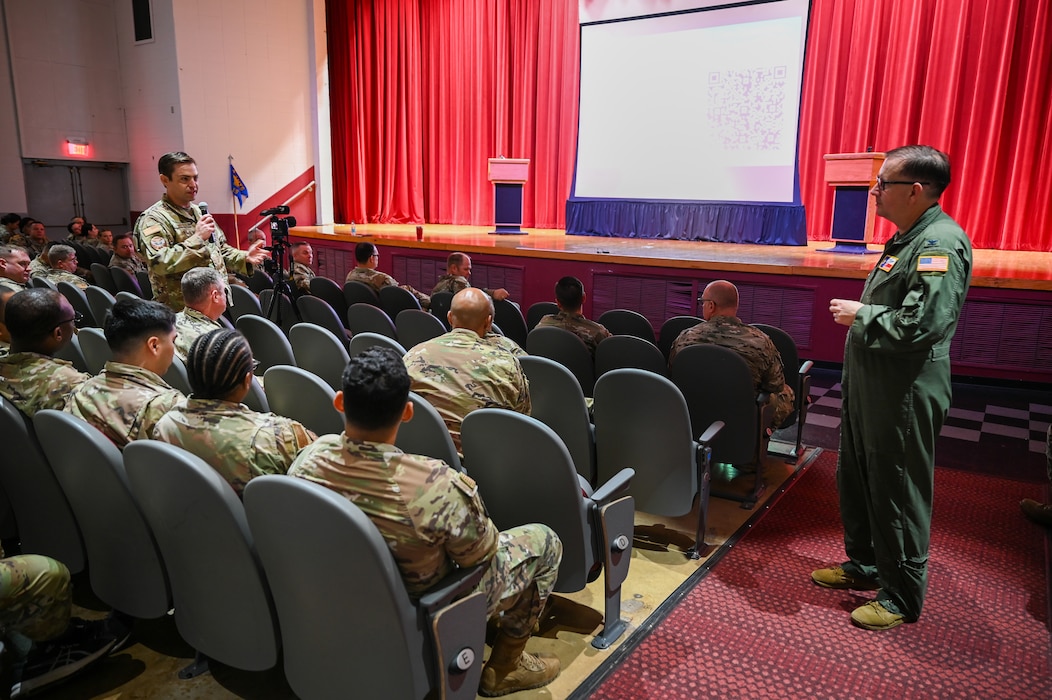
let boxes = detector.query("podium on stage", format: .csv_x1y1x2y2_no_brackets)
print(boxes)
488,157,529,235
820,152,885,254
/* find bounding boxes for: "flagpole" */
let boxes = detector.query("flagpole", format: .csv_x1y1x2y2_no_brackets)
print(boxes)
229,155,242,248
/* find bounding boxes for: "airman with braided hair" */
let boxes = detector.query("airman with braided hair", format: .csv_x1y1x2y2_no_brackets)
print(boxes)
153,328,315,496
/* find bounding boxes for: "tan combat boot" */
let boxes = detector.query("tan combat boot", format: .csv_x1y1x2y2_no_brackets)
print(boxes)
478,632,560,697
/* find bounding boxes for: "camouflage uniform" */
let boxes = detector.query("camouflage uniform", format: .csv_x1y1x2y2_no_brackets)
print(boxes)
0,352,90,417
289,436,561,636
134,194,251,310
403,328,531,453
0,554,71,647
0,278,26,293
26,257,48,279
153,399,316,496
25,240,46,260
346,267,431,310
670,315,795,427
290,261,316,296
484,331,526,357
536,311,612,358
35,268,88,290
109,252,147,275
66,361,185,449
431,273,470,297
173,307,223,361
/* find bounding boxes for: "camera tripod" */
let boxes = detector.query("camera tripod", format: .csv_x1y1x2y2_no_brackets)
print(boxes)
261,237,301,331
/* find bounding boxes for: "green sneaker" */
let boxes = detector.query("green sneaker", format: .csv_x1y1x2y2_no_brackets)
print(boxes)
811,565,880,590
850,600,906,631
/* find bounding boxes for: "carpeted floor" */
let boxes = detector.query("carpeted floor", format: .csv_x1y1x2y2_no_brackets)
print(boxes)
587,450,1052,699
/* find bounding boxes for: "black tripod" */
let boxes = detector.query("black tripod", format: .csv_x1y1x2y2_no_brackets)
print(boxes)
261,237,300,330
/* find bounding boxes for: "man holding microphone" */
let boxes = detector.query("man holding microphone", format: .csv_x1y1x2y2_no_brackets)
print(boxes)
135,151,267,310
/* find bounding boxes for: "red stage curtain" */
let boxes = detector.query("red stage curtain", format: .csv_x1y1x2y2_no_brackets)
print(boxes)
328,0,1051,250
800,0,1052,250
326,0,579,229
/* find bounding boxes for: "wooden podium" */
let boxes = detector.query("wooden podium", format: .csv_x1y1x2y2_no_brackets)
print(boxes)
488,158,529,235
820,152,885,253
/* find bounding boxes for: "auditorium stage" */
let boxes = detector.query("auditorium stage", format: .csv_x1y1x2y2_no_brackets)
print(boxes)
290,223,1052,382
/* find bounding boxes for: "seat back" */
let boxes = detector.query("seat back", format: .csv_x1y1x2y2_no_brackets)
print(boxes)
669,344,762,465
396,309,446,350
109,265,144,298
395,392,462,471
348,331,406,358
658,315,703,359
124,441,279,671
309,276,350,326
347,303,398,339
54,334,89,373
290,322,351,392
246,269,274,295
752,323,806,427
90,263,117,294
343,280,380,308
163,354,193,395
379,284,422,319
518,356,595,484
244,476,484,700
526,326,595,396
428,291,453,330
594,334,667,378
34,410,170,618
295,295,349,348
492,298,528,348
57,281,97,327
229,284,263,322
29,276,56,290
258,289,298,335
597,309,656,344
0,398,85,571
77,327,112,374
263,365,343,436
235,314,296,374
243,376,270,413
135,271,154,299
84,285,116,328
525,302,559,331
461,409,593,591
593,369,697,517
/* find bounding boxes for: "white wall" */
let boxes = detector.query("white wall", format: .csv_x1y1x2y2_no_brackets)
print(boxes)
169,0,315,216
0,3,25,213
5,0,128,162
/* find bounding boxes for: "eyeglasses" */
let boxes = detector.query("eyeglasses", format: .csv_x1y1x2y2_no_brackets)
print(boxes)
699,298,715,305
52,311,83,330
875,177,930,192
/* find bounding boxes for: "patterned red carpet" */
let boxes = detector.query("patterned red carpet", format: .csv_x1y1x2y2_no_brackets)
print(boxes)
587,450,1052,699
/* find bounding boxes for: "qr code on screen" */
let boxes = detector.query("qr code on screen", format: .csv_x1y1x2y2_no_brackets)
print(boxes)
707,66,787,151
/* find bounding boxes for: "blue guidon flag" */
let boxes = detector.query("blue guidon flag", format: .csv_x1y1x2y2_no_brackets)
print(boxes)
230,164,249,208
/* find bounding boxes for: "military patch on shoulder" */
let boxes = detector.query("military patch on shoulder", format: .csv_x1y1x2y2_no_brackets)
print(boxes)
149,235,167,251
143,224,162,235
878,255,898,273
917,255,949,273
452,472,478,497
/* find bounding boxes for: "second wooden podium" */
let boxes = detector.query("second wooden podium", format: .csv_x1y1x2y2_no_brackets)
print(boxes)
821,152,885,254
488,158,529,235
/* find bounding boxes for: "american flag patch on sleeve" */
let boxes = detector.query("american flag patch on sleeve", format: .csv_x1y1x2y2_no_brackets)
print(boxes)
917,255,949,272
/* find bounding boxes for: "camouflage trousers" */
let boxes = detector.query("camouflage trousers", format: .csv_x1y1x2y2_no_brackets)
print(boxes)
0,555,71,647
476,524,562,638
771,384,796,429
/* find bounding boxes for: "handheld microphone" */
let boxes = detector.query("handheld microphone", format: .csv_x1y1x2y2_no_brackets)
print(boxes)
198,202,209,215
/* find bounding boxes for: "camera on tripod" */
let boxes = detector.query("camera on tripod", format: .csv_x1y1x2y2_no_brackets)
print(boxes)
261,205,297,275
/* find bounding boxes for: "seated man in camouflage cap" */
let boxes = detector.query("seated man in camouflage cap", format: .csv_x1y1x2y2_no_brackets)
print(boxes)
0,289,90,416
403,288,530,454
290,346,562,697
670,279,794,427
66,297,184,448
345,242,430,309
173,267,227,361
33,245,88,289
535,276,611,358
154,329,315,496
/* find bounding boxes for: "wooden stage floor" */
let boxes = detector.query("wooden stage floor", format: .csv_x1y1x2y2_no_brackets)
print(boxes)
292,223,1052,292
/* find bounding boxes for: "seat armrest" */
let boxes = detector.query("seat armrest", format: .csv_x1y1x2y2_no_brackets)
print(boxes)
590,468,634,505
798,359,813,376
419,564,487,615
696,420,724,446
755,390,771,407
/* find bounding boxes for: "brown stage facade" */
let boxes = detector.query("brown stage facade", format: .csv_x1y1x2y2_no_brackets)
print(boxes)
289,224,1052,384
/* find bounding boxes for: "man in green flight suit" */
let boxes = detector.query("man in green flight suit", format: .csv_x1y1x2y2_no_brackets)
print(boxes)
813,145,972,631
135,151,267,311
